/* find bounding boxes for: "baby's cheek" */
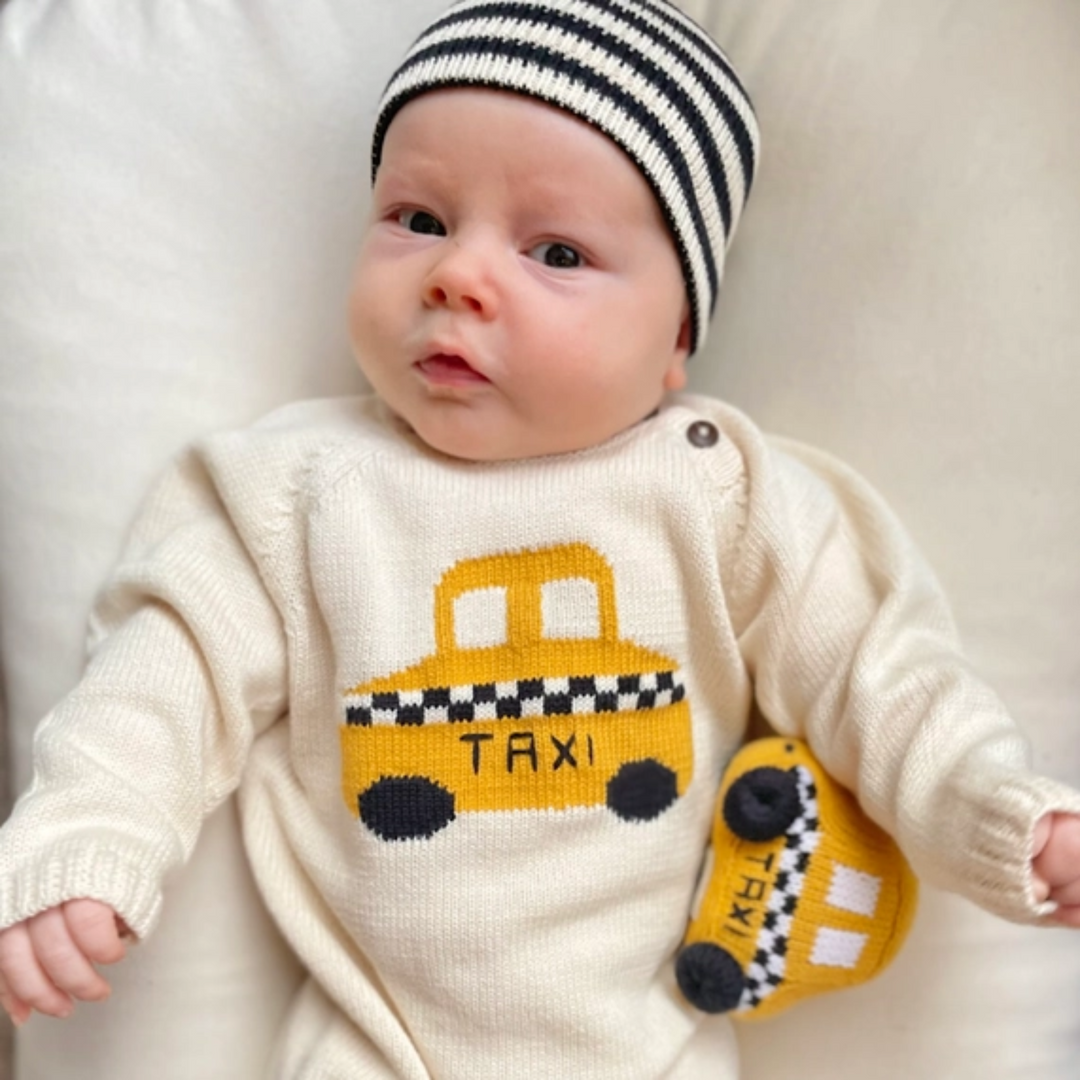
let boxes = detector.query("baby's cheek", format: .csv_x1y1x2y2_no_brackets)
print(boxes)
348,286,393,359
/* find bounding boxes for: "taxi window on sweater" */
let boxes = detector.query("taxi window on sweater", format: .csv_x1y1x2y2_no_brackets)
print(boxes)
1,393,1076,1080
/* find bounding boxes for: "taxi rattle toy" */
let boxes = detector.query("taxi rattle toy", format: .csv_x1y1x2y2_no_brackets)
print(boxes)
677,738,918,1020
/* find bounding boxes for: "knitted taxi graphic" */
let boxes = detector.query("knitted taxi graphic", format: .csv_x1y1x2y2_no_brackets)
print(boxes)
340,543,693,840
677,738,918,1020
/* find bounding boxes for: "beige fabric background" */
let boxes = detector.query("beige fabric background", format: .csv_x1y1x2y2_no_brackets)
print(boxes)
1,1,1078,1077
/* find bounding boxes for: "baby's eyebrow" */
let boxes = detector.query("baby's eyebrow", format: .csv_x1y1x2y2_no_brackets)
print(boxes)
372,164,422,192
385,141,452,177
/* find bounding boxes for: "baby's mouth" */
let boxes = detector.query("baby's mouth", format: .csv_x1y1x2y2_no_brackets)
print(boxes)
415,352,490,386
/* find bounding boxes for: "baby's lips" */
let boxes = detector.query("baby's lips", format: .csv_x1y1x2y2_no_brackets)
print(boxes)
416,352,490,383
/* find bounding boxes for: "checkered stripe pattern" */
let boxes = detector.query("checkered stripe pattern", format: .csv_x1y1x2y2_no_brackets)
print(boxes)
344,670,685,727
371,0,760,355
736,765,821,1013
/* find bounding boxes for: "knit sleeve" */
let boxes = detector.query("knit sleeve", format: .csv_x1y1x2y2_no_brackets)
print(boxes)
0,442,289,938
719,423,1080,925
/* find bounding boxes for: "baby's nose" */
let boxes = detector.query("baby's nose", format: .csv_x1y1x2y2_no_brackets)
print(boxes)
423,241,498,317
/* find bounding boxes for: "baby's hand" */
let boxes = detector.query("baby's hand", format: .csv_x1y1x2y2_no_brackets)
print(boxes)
0,899,130,1026
1032,813,1080,927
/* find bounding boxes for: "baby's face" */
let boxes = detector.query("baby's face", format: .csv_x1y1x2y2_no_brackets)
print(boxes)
348,88,690,461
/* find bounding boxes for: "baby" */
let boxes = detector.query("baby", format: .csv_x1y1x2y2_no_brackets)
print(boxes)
2,1,1079,1076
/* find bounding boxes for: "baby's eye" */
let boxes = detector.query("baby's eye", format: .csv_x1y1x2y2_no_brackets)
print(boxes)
398,209,446,236
529,241,583,269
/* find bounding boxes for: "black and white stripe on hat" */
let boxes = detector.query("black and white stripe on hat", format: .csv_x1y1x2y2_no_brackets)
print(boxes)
371,0,759,354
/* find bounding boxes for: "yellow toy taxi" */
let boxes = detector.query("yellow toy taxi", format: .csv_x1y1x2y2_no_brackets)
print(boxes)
677,738,918,1019
339,543,694,840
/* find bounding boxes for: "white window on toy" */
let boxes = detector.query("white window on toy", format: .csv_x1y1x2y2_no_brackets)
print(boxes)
541,577,600,639
809,927,869,970
825,863,883,918
454,586,507,649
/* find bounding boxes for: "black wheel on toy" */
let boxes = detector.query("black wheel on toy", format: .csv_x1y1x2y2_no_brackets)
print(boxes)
676,941,746,1014
722,765,801,841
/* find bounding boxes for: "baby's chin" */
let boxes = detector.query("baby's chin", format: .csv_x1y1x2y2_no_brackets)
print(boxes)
414,427,550,464
403,414,597,464
402,401,668,463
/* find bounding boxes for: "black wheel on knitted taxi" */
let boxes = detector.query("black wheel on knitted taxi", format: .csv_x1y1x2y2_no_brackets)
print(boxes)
358,775,456,840
675,941,746,1014
605,758,679,821
722,766,801,841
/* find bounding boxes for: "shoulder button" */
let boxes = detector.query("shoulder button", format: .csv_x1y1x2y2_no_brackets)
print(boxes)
686,420,720,448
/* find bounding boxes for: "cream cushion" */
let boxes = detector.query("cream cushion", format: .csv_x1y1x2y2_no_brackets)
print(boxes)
1,1,1077,1077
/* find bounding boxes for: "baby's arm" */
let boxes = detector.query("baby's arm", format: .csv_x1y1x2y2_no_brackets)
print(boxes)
0,433,292,1008
1033,814,1080,926
714,416,1080,924
0,900,127,1025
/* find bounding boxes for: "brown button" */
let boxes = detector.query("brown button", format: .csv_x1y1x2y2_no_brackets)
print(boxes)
686,420,719,448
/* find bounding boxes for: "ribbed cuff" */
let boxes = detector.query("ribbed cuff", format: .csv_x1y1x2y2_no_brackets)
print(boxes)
914,764,1080,925
0,834,165,938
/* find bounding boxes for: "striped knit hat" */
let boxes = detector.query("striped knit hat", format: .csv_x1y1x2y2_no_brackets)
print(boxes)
372,0,759,354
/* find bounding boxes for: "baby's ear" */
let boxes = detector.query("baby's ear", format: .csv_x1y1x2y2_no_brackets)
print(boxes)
663,311,692,391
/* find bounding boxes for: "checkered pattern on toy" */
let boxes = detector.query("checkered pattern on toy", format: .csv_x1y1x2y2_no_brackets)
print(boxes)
344,671,686,727
737,765,822,1012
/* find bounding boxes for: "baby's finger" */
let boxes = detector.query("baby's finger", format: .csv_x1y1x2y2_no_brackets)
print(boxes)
1049,902,1080,929
27,908,111,1004
0,922,73,1018
1048,877,1080,910
0,970,33,1027
63,900,127,966
1033,814,1080,888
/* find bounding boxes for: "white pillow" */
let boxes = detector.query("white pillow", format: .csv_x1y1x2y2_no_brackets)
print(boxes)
1,1,1077,1077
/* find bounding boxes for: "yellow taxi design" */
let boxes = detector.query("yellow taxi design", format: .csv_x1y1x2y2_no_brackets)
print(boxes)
677,738,918,1019
340,543,693,840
